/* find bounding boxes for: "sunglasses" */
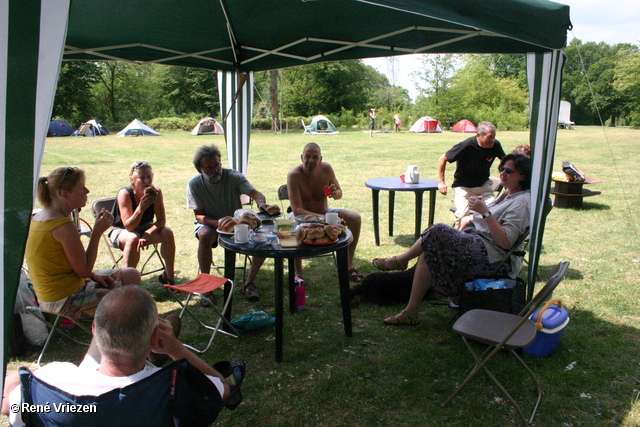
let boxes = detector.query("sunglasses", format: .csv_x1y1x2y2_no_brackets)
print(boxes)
131,161,152,174
499,167,517,175
132,161,151,170
58,167,74,194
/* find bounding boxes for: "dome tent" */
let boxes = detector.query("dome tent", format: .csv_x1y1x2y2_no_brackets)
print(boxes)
73,119,110,136
191,117,224,135
408,117,442,133
48,120,75,137
303,115,339,134
117,119,160,137
451,119,477,133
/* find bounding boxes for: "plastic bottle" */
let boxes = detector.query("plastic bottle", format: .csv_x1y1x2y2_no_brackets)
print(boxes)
295,276,306,310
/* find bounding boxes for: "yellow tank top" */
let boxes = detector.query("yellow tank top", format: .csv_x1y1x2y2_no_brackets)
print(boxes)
25,217,85,302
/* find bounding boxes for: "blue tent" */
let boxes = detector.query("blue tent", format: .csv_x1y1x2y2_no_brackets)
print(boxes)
48,120,74,137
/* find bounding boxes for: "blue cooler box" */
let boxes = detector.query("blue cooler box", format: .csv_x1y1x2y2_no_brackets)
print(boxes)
523,300,569,357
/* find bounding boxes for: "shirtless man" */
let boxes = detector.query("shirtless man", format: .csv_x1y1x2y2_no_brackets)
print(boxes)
287,142,362,282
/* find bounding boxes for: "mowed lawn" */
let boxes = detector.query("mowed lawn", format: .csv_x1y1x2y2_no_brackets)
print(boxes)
6,125,640,427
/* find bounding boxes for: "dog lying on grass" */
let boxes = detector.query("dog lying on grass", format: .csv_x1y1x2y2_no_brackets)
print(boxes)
348,264,444,307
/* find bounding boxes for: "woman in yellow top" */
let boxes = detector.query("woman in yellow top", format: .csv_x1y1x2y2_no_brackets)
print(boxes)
25,167,140,318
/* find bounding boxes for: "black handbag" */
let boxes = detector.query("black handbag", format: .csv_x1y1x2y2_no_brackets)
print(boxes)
458,276,526,316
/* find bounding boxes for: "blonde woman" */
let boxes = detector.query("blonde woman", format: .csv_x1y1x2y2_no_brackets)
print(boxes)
111,161,176,285
25,167,140,318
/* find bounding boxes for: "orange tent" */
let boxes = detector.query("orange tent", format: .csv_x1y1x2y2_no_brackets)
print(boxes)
451,119,477,133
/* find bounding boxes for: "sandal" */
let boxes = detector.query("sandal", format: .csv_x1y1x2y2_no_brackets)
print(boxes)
383,310,419,325
243,282,260,302
158,272,175,286
347,268,364,283
372,256,407,272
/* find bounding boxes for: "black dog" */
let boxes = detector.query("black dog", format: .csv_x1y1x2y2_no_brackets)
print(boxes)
348,265,443,307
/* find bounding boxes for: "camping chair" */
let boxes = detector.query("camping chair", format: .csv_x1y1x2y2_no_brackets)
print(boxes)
25,306,92,368
16,358,223,427
441,261,570,426
91,197,166,277
301,119,313,134
164,274,239,354
71,208,92,238
75,123,93,137
277,184,336,266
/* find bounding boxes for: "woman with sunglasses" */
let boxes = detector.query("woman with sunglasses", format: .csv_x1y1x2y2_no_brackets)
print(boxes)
111,161,176,285
371,153,531,325
25,167,140,319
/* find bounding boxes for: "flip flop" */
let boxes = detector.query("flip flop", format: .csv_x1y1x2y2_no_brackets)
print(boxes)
372,256,407,271
383,310,420,325
348,268,364,283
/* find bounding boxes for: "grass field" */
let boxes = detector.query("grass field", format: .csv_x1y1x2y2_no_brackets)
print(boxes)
5,125,640,426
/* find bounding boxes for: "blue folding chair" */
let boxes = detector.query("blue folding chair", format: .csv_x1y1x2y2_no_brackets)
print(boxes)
18,359,223,427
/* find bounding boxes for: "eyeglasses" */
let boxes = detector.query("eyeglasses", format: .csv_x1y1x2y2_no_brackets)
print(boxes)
499,167,517,174
201,162,222,172
58,167,74,194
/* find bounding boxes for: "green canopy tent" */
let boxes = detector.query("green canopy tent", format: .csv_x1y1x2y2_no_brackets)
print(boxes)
2,0,571,386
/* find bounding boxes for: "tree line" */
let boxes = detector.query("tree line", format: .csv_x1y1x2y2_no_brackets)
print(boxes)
52,38,640,133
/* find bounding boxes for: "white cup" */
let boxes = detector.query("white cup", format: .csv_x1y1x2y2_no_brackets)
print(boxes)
326,212,340,225
234,224,250,244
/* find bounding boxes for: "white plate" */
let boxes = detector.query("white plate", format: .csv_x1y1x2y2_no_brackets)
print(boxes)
296,214,324,223
216,228,234,236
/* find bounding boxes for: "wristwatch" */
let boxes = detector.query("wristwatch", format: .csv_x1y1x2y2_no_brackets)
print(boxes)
482,211,492,219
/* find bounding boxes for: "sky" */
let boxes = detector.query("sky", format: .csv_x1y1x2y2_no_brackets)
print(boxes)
363,0,640,100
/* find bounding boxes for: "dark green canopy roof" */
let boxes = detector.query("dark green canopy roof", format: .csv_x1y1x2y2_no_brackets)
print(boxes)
64,0,572,71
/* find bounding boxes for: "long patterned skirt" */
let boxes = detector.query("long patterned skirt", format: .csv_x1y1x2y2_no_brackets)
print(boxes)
420,223,510,303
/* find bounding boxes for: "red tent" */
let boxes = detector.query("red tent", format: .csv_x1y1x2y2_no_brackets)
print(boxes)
451,119,477,133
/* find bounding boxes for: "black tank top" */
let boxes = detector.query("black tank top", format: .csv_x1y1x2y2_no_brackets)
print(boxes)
112,185,155,231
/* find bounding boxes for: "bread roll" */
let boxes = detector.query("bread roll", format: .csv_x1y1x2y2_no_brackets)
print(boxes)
218,216,233,230
239,213,261,229
296,227,308,242
331,224,346,235
314,235,332,243
306,227,325,240
144,186,158,197
219,218,239,233
324,225,338,240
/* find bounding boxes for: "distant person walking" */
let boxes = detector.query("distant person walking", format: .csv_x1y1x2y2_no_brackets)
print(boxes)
369,108,376,138
394,114,402,132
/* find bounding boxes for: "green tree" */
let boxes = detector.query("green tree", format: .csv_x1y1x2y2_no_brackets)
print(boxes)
563,40,636,126
278,61,375,117
411,54,460,125
92,62,165,125
52,61,100,125
439,56,529,130
157,66,219,117
613,47,640,127
474,54,527,88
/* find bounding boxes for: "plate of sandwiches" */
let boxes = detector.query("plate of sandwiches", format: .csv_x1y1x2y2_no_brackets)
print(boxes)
217,212,262,235
297,223,345,245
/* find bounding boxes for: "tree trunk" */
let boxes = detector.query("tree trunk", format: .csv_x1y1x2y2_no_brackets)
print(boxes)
270,70,279,133
609,115,616,127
